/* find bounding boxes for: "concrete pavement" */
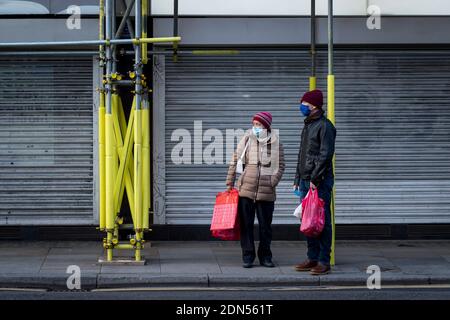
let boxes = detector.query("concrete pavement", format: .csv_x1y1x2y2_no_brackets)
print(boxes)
0,240,449,290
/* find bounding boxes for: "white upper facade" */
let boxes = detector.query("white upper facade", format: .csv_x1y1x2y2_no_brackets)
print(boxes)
151,0,448,16
0,0,447,16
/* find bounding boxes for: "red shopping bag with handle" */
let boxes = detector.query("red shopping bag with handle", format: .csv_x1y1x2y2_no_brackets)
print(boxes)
300,188,325,238
210,188,240,240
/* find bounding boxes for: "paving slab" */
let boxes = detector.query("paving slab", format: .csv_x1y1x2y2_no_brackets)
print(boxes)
0,240,450,290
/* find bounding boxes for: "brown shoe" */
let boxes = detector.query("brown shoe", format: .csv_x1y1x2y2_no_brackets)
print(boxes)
310,263,331,276
294,260,318,272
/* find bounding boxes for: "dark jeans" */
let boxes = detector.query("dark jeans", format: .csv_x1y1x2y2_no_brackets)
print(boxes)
238,196,274,263
299,176,334,266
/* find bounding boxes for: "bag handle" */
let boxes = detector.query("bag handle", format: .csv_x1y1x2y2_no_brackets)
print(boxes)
239,137,250,162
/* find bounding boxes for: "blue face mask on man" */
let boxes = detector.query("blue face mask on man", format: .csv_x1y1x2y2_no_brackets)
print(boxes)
300,103,311,117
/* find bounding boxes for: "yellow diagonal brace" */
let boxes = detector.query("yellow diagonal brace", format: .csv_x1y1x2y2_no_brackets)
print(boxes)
118,96,134,182
114,95,136,218
117,95,127,139
111,94,125,212
112,95,126,214
112,97,136,221
112,111,118,210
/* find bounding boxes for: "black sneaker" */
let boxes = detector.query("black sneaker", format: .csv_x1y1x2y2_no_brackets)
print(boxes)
259,259,275,268
242,261,253,268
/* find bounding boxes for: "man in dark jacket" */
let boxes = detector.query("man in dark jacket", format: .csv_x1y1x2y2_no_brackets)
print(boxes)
293,89,336,275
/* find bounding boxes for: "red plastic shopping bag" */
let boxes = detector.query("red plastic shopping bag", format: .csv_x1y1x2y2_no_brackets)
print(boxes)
300,188,325,238
210,188,240,240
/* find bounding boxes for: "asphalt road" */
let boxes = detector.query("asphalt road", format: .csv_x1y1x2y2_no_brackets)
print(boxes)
1,286,450,300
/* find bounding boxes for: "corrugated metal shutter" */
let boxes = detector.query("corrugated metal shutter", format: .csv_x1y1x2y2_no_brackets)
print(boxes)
163,50,450,224
0,57,94,225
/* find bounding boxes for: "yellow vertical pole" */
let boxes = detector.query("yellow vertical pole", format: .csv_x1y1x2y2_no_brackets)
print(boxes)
134,0,143,262
104,0,114,262
142,96,150,230
99,0,105,67
309,0,316,91
134,106,143,261
98,0,106,231
142,0,151,229
327,75,336,266
99,92,106,230
327,76,335,123
105,111,114,261
142,0,148,64
327,0,336,266
309,77,316,91
328,74,336,266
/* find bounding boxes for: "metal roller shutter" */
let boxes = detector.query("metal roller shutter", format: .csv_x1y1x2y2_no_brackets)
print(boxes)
162,50,450,224
0,57,95,225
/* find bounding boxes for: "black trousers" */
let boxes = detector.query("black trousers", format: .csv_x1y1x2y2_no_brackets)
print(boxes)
238,196,275,263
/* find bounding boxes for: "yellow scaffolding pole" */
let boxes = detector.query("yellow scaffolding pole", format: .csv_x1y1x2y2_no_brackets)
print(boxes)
105,111,115,261
310,0,317,91
142,95,150,230
96,0,179,263
328,75,336,266
134,107,143,261
327,0,336,267
99,92,106,230
142,0,148,64
309,77,316,91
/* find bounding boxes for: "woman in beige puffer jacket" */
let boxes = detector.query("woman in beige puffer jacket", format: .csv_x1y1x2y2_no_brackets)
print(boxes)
226,112,285,268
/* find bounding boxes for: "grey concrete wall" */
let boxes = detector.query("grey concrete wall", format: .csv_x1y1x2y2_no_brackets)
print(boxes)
154,17,450,45
0,18,99,44
1,16,450,47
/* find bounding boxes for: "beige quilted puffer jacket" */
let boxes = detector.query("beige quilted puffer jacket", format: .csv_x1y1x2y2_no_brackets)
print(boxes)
226,129,285,202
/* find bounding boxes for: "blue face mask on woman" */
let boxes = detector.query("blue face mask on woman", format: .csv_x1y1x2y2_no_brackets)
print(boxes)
252,126,263,137
300,103,311,117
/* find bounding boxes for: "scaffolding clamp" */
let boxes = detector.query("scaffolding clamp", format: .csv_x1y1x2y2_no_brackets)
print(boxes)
111,72,123,81
96,87,106,94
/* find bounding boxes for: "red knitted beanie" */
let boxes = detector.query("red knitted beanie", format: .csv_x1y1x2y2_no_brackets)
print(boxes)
252,112,272,129
301,89,323,108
